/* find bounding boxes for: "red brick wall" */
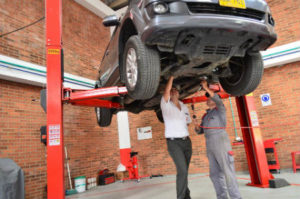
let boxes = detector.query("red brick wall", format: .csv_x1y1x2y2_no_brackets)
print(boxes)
0,0,109,79
254,63,300,168
0,0,45,64
0,80,47,198
267,0,300,46
0,0,300,198
0,79,122,199
0,0,112,198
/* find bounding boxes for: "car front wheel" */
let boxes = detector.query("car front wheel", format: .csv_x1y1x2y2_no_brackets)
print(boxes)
123,35,160,99
219,53,264,96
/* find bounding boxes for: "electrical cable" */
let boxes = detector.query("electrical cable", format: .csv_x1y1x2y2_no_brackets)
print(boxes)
0,16,45,38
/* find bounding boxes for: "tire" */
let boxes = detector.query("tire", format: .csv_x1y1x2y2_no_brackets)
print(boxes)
155,109,164,123
95,107,112,127
219,53,264,96
123,35,160,99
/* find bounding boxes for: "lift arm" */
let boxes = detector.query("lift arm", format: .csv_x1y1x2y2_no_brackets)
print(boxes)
63,86,127,108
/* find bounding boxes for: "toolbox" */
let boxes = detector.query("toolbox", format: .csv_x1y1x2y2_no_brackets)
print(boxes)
98,169,115,185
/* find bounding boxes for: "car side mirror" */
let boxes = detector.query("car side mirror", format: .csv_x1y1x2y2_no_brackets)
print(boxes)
103,15,120,27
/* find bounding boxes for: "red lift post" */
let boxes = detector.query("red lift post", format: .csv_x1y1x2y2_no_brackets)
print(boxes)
235,95,274,187
45,1,127,198
264,138,283,172
46,0,273,198
46,0,64,198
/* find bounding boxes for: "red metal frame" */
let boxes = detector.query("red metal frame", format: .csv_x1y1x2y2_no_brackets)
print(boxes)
45,1,126,198
46,0,64,198
182,84,230,104
63,87,127,108
291,151,300,173
63,86,127,101
46,0,273,196
235,95,274,187
264,138,282,171
183,92,230,104
122,153,150,181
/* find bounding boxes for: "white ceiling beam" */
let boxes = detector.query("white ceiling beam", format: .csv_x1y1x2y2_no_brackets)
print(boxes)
116,6,128,17
109,0,128,10
74,0,116,18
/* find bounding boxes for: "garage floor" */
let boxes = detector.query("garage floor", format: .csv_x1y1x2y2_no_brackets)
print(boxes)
66,171,300,199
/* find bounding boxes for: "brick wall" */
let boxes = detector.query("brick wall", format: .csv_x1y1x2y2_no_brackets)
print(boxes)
0,0,300,198
0,80,47,198
254,63,300,168
267,0,300,46
0,0,112,198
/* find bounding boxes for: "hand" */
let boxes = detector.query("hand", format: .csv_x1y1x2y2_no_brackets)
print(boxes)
164,71,175,80
201,80,208,90
195,124,200,131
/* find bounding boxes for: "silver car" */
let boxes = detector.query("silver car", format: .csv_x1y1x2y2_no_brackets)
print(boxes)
95,0,277,126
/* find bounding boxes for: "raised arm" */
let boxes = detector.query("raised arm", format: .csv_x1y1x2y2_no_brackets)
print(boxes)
163,76,174,102
201,80,214,98
201,80,225,111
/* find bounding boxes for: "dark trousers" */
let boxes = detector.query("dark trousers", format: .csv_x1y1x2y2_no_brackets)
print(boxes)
167,137,192,199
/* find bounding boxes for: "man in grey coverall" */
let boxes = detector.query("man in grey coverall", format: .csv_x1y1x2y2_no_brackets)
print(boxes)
195,80,242,199
161,76,192,199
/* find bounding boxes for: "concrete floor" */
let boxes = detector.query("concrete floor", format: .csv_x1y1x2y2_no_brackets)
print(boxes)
66,171,300,199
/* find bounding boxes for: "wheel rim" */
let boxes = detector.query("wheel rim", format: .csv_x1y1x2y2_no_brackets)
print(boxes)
96,107,101,121
223,58,245,86
126,48,138,89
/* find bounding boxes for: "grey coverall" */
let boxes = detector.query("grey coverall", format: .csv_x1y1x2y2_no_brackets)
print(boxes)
196,94,242,199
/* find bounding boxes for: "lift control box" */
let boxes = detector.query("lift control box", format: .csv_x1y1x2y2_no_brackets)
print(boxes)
40,126,47,146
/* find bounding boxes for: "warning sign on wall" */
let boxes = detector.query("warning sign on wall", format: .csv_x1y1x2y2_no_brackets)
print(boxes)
137,126,152,140
250,111,259,127
49,124,60,146
260,93,272,107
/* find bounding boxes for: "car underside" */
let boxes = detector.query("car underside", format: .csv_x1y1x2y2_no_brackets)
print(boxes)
120,28,274,114
95,0,277,126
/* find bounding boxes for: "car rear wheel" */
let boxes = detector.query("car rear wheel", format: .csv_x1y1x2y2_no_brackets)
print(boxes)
123,35,160,99
95,107,112,127
155,109,164,123
219,53,263,96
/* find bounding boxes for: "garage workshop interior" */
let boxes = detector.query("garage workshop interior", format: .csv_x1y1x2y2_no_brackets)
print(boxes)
0,0,300,199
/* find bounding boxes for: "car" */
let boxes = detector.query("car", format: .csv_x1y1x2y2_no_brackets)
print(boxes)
95,0,277,126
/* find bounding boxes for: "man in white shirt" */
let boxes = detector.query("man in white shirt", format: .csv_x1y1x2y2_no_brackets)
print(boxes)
161,76,192,199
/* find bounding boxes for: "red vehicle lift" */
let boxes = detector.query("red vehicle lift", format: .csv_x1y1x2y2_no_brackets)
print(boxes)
46,0,274,198
264,138,283,173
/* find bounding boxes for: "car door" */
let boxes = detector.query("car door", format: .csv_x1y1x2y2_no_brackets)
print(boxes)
98,27,120,87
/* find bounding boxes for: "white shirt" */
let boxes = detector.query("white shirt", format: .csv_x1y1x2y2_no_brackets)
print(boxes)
160,97,192,138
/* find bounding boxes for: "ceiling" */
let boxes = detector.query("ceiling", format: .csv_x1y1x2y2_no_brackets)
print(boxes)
102,0,128,10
